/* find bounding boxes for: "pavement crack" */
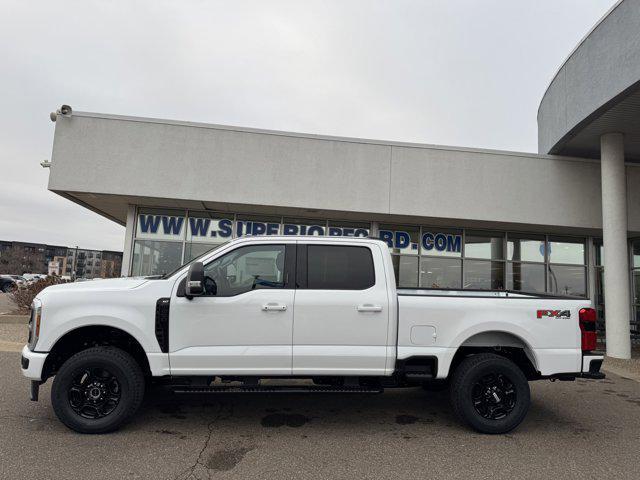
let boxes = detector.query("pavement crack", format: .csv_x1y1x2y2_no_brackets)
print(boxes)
173,402,234,480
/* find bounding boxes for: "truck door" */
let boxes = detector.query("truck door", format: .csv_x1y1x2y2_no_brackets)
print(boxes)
292,242,391,375
169,243,295,375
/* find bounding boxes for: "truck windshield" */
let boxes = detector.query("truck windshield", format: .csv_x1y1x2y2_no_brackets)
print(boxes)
150,241,231,279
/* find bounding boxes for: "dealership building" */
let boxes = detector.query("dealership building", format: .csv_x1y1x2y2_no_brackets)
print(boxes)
46,0,640,358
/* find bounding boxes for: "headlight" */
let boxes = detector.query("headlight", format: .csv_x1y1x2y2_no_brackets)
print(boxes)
28,299,42,351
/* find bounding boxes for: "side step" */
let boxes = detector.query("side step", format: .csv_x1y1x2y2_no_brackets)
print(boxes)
172,385,384,395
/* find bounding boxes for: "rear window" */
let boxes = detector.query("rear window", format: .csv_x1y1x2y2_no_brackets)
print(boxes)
307,245,375,290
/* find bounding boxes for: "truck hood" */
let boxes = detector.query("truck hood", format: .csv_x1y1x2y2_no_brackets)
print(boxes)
40,277,149,294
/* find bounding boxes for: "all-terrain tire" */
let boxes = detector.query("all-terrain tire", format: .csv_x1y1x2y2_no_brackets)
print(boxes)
450,353,530,434
51,346,145,434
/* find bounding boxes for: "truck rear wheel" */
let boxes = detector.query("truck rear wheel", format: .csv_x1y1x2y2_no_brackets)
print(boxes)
51,346,145,434
450,353,530,434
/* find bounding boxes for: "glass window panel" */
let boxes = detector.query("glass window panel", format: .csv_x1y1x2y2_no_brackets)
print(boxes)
307,245,375,290
506,263,545,293
131,240,183,277
548,239,585,265
464,260,505,290
547,265,586,297
184,243,220,262
420,228,462,257
419,257,461,289
633,271,640,305
507,235,545,262
633,239,640,268
464,233,504,260
236,214,282,237
204,244,285,296
379,224,420,255
391,255,419,288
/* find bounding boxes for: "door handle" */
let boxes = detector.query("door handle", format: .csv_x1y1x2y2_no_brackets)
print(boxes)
262,303,287,311
356,304,382,312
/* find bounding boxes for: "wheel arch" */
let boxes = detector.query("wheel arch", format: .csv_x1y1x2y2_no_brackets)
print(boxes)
42,325,152,381
447,330,540,380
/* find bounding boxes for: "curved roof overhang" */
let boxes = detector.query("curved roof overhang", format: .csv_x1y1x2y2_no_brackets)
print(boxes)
538,0,640,162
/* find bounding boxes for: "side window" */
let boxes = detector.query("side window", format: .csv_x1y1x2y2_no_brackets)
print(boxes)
203,245,286,296
307,245,375,290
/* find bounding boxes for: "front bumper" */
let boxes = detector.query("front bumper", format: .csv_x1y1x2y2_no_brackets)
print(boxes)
581,351,605,379
20,345,47,381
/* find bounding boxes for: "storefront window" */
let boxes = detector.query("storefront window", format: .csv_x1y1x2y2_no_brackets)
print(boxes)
464,260,505,290
548,265,586,297
506,262,545,293
420,257,461,289
465,232,504,260
391,255,419,288
131,240,183,276
548,239,585,265
507,235,545,263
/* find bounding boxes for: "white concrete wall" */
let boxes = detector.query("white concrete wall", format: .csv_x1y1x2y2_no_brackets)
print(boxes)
49,112,640,234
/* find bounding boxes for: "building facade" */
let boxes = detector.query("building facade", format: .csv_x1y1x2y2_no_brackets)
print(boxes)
45,0,640,358
0,241,122,279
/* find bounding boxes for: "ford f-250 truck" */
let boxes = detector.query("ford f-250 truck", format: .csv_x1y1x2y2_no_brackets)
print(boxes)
21,236,604,434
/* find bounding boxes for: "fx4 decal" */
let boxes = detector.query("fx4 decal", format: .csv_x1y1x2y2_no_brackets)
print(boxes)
537,310,571,319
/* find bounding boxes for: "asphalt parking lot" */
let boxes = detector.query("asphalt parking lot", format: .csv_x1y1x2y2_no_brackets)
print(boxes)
1,323,640,480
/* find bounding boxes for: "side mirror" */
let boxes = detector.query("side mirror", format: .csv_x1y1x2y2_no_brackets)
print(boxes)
185,262,205,298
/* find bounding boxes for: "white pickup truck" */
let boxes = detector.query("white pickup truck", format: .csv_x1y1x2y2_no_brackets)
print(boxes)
21,236,604,434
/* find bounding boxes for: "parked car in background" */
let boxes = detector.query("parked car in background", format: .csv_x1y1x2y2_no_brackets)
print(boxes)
0,276,16,293
23,274,47,283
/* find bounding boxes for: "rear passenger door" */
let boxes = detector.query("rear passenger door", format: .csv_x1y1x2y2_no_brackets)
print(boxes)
292,242,391,375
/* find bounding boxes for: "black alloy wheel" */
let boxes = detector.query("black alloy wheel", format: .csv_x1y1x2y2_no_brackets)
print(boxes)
52,346,145,434
68,367,122,419
450,353,530,434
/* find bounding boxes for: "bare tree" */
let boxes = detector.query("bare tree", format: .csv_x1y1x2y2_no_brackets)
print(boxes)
0,246,42,275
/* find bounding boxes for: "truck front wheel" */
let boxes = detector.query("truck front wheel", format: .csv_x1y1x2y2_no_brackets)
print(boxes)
450,353,530,434
51,346,145,434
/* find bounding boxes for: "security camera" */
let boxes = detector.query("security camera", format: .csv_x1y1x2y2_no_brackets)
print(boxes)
60,105,72,116
49,112,57,122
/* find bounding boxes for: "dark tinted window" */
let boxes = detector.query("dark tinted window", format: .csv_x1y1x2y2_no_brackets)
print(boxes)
307,245,375,289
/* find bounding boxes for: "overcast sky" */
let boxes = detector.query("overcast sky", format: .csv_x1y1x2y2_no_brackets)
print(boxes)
0,0,617,251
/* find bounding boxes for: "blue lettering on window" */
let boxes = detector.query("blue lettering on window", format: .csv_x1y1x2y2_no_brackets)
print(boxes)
379,230,393,247
283,224,298,235
189,218,210,237
266,223,279,235
251,222,266,235
328,227,342,236
434,233,447,251
422,233,434,251
161,216,184,235
138,215,162,234
395,231,410,249
447,234,461,253
218,219,232,238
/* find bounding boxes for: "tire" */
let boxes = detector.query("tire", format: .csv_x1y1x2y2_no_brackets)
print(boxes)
51,346,145,434
450,353,530,434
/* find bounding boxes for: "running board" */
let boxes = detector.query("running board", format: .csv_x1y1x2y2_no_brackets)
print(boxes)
171,385,384,394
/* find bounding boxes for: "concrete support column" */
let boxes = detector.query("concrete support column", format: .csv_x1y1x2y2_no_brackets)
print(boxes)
600,133,631,359
120,205,137,277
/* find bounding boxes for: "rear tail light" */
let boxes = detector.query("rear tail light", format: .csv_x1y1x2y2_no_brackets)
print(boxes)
579,307,597,352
